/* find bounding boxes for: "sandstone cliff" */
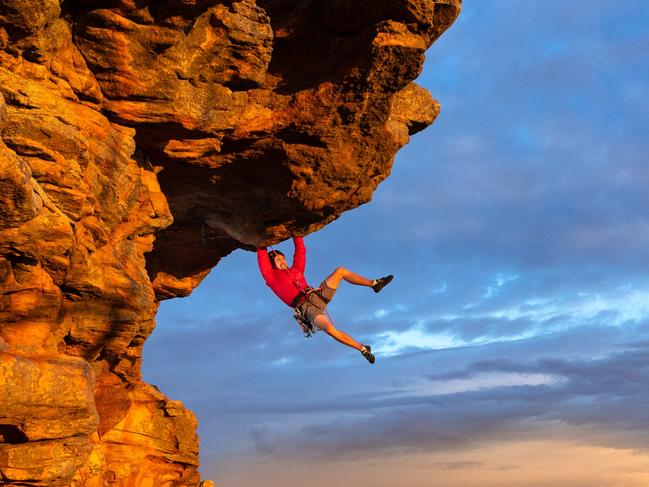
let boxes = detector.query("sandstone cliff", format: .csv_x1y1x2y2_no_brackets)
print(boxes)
0,0,460,485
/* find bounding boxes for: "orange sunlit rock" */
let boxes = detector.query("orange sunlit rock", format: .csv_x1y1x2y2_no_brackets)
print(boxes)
0,0,460,485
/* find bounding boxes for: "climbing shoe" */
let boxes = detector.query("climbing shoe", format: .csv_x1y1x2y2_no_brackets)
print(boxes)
372,275,393,293
360,345,375,364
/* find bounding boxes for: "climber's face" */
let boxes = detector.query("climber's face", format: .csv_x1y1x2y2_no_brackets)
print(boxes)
274,254,288,270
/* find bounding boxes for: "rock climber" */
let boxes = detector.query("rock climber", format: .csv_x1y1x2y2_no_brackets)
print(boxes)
257,236,393,364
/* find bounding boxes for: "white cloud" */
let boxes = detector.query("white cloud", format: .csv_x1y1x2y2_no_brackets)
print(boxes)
271,356,293,366
487,287,649,327
371,285,649,356
374,324,463,355
484,272,519,299
374,309,388,319
423,372,562,396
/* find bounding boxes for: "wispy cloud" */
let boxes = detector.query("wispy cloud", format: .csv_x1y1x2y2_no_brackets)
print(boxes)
366,281,649,356
244,344,649,461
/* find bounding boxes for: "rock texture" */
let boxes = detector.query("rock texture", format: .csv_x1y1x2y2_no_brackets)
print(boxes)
0,0,460,485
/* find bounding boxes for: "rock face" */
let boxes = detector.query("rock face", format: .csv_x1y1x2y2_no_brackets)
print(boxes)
0,0,460,485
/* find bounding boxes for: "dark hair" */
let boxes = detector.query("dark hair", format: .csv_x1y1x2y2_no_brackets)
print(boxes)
268,250,285,269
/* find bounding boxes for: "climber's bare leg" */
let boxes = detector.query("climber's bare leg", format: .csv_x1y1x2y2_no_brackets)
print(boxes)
313,314,362,351
324,266,373,289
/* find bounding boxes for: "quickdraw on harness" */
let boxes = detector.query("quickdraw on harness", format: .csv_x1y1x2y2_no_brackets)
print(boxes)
292,294,318,338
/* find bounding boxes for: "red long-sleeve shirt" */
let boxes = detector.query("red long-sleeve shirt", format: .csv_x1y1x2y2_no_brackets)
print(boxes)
257,237,309,306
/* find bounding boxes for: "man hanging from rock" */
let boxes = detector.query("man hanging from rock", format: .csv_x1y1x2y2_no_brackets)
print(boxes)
257,236,393,364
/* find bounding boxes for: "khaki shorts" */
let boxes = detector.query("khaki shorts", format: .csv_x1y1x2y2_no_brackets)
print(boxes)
297,281,337,326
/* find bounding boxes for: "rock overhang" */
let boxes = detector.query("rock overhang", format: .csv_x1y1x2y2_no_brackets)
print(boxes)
0,1,461,485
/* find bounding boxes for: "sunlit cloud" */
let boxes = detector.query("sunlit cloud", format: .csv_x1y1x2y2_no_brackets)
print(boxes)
372,284,649,355
374,324,462,355
210,441,649,487
486,286,649,326
412,372,562,396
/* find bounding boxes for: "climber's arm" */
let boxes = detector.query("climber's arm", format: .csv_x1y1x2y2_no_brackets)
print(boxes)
257,247,274,284
292,236,306,273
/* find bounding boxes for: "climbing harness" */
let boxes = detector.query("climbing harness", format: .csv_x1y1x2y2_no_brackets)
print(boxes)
290,286,331,338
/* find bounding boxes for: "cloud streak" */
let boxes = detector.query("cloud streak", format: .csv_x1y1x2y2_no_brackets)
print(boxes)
247,343,649,460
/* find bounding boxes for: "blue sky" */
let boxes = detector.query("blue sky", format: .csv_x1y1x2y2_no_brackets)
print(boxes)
142,2,649,485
